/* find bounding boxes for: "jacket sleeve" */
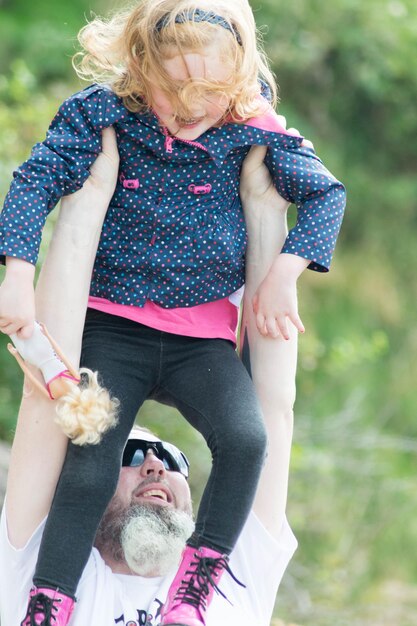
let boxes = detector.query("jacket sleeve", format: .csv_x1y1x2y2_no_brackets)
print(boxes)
264,135,346,272
0,85,124,266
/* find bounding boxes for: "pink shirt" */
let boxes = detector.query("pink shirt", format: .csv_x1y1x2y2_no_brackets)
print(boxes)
87,291,242,345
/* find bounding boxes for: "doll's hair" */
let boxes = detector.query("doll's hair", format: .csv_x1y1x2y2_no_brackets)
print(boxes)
73,0,277,122
54,368,119,446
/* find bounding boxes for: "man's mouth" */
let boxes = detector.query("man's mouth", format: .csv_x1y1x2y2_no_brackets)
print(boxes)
134,482,173,504
141,489,168,502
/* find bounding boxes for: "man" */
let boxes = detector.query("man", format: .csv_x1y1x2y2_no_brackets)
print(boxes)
0,126,301,626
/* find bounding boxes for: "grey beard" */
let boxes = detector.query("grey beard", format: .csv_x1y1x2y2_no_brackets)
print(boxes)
95,499,195,577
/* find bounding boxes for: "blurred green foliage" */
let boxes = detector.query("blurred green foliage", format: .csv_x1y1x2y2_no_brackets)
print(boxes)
1,0,417,624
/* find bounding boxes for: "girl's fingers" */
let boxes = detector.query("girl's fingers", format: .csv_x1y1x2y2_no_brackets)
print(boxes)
290,312,305,334
276,314,290,341
0,322,19,336
255,312,264,333
265,317,280,339
0,317,34,337
255,312,269,336
16,323,34,339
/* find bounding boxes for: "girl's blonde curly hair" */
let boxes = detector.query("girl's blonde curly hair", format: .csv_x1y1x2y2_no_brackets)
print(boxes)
73,0,278,123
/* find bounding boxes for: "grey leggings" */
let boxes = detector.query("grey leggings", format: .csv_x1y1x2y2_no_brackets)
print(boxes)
34,309,266,597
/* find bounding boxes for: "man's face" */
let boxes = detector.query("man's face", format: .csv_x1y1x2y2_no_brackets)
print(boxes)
95,432,194,576
115,432,192,515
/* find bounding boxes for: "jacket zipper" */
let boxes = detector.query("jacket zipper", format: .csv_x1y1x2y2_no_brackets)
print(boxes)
165,135,174,153
163,126,209,154
175,135,209,153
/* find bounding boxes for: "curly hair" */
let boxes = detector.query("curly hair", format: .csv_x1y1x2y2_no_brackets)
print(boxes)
73,0,277,123
55,368,119,446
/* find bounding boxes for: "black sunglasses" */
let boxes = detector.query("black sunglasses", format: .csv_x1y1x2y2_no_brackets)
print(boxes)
122,438,190,479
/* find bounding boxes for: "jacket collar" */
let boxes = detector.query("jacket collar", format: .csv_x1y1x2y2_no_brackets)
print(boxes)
132,108,303,168
197,121,304,167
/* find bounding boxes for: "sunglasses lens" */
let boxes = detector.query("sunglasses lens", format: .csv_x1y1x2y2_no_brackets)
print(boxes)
162,442,189,478
122,442,145,467
122,439,189,478
129,448,146,467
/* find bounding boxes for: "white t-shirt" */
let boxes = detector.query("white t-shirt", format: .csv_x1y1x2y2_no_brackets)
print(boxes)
0,504,297,626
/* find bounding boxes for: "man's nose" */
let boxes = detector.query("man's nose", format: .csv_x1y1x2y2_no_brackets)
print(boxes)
139,450,166,477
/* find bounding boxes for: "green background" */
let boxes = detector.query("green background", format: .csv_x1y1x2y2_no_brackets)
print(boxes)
1,1,417,624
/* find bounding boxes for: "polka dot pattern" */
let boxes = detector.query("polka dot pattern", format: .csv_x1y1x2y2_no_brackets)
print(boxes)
0,84,346,308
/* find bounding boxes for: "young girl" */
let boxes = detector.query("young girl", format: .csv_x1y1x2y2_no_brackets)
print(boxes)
0,1,346,625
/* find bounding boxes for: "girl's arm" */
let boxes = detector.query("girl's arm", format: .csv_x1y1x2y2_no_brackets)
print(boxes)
263,113,346,275
244,111,345,339
0,258,35,337
5,128,119,548
240,143,297,541
0,87,117,267
0,86,124,337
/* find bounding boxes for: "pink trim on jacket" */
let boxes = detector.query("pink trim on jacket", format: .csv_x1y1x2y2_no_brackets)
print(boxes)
242,105,297,135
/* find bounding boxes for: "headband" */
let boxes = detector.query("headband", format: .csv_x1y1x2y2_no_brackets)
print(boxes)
156,8,243,46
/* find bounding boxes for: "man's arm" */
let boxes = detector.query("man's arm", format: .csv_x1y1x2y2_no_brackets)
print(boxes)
240,142,298,541
5,128,119,548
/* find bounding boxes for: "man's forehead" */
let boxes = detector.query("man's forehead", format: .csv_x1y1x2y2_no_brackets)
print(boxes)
128,429,161,444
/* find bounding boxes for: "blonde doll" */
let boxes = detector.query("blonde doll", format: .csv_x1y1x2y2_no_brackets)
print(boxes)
8,322,118,445
0,1,345,625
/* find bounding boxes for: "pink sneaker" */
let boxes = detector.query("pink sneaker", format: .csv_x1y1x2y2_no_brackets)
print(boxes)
20,587,75,626
160,545,244,626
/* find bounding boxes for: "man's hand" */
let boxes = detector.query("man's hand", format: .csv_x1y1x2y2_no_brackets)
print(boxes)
240,144,277,206
66,126,119,206
83,126,120,196
240,115,313,211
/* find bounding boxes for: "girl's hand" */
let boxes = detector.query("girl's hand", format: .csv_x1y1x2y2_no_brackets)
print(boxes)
0,257,36,338
253,274,302,340
252,253,309,340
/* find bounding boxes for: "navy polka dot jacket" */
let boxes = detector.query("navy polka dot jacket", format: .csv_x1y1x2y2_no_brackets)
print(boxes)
0,84,346,308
